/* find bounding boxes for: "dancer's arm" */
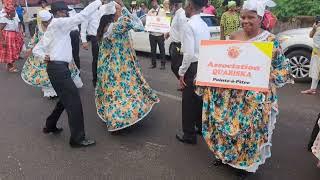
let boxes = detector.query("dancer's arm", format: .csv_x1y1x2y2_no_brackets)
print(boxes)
57,0,102,33
270,37,293,87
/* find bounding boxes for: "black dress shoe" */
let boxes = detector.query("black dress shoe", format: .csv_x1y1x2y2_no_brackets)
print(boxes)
43,127,63,134
48,96,58,100
176,131,196,144
69,139,96,148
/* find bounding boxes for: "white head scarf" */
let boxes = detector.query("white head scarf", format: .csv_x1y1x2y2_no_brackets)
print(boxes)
242,0,276,17
100,1,117,39
101,1,116,16
38,10,52,21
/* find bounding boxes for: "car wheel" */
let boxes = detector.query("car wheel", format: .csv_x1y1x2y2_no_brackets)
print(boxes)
286,50,311,82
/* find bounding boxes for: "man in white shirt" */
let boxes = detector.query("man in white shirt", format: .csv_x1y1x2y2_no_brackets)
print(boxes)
33,0,104,148
165,0,187,80
176,0,210,144
148,0,167,70
69,6,81,70
80,0,104,87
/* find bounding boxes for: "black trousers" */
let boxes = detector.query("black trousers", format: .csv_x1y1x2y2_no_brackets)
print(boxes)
46,61,85,143
308,113,320,151
149,34,166,65
87,35,99,84
170,42,183,79
18,16,25,32
70,30,80,69
182,62,203,137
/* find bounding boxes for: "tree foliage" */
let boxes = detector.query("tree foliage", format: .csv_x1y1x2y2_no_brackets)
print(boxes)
273,0,320,20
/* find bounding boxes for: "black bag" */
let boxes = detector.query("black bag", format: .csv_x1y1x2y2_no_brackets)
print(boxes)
308,113,320,152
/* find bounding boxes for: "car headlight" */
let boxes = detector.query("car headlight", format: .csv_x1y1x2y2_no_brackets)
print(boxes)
278,35,293,43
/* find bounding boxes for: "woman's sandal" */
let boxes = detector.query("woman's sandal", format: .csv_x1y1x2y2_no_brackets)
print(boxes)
301,89,317,95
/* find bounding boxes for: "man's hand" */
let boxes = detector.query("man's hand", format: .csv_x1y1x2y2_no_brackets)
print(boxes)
44,55,50,63
313,23,320,30
164,32,170,40
179,76,187,89
82,42,89,50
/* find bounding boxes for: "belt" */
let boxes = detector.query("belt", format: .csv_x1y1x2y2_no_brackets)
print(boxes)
48,61,69,65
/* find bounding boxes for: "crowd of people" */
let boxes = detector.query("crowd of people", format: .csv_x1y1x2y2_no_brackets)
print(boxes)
0,0,319,178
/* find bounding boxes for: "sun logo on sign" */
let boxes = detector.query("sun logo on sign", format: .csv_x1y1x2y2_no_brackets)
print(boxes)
156,17,161,22
227,46,241,59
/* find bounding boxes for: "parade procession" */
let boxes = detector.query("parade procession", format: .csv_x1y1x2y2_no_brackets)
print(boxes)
0,0,320,179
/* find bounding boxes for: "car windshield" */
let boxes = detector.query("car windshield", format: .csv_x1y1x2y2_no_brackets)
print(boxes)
201,16,219,27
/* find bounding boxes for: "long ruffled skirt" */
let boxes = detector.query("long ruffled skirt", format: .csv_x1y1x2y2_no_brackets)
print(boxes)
21,55,83,97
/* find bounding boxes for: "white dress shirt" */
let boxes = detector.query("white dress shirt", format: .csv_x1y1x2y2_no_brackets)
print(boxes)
80,4,110,42
68,7,79,31
169,8,187,43
179,14,210,76
33,0,102,63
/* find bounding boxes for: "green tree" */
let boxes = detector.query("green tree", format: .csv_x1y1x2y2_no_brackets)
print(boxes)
273,0,320,21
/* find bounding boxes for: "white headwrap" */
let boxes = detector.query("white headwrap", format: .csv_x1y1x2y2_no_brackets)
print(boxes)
38,10,52,21
100,1,116,16
242,0,276,17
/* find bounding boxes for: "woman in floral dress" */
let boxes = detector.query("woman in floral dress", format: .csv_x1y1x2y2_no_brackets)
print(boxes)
95,1,159,132
196,0,292,174
21,10,83,98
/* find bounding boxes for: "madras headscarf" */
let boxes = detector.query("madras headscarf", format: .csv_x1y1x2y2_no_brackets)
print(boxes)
242,0,276,17
3,0,16,14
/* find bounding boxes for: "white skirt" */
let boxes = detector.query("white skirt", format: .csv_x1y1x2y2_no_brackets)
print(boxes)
309,48,320,79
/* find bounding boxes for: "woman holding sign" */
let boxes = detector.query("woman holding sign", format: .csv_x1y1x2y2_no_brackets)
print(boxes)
196,0,292,175
95,0,159,132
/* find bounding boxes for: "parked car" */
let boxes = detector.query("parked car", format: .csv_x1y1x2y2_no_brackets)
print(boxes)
130,13,221,56
277,28,313,81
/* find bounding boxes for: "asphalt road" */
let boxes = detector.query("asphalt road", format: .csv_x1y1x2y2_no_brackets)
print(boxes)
0,49,320,180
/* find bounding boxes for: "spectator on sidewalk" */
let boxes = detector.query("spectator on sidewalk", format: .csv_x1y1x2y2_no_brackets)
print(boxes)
301,20,320,95
202,0,216,15
15,3,25,32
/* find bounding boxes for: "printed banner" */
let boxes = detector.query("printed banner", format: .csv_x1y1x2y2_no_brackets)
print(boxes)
196,40,273,92
145,16,171,33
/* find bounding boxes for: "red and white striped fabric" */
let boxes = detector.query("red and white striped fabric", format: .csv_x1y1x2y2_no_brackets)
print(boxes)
0,31,23,63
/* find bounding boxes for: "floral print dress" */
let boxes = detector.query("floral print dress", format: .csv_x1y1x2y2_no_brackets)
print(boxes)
95,8,160,132
21,29,83,97
196,31,293,172
312,119,320,161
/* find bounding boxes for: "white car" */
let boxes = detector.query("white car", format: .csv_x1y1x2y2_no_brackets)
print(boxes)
277,28,313,80
130,13,221,56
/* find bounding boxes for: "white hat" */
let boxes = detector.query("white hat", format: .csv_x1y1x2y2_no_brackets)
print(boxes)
38,10,52,21
242,0,276,17
101,1,116,16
